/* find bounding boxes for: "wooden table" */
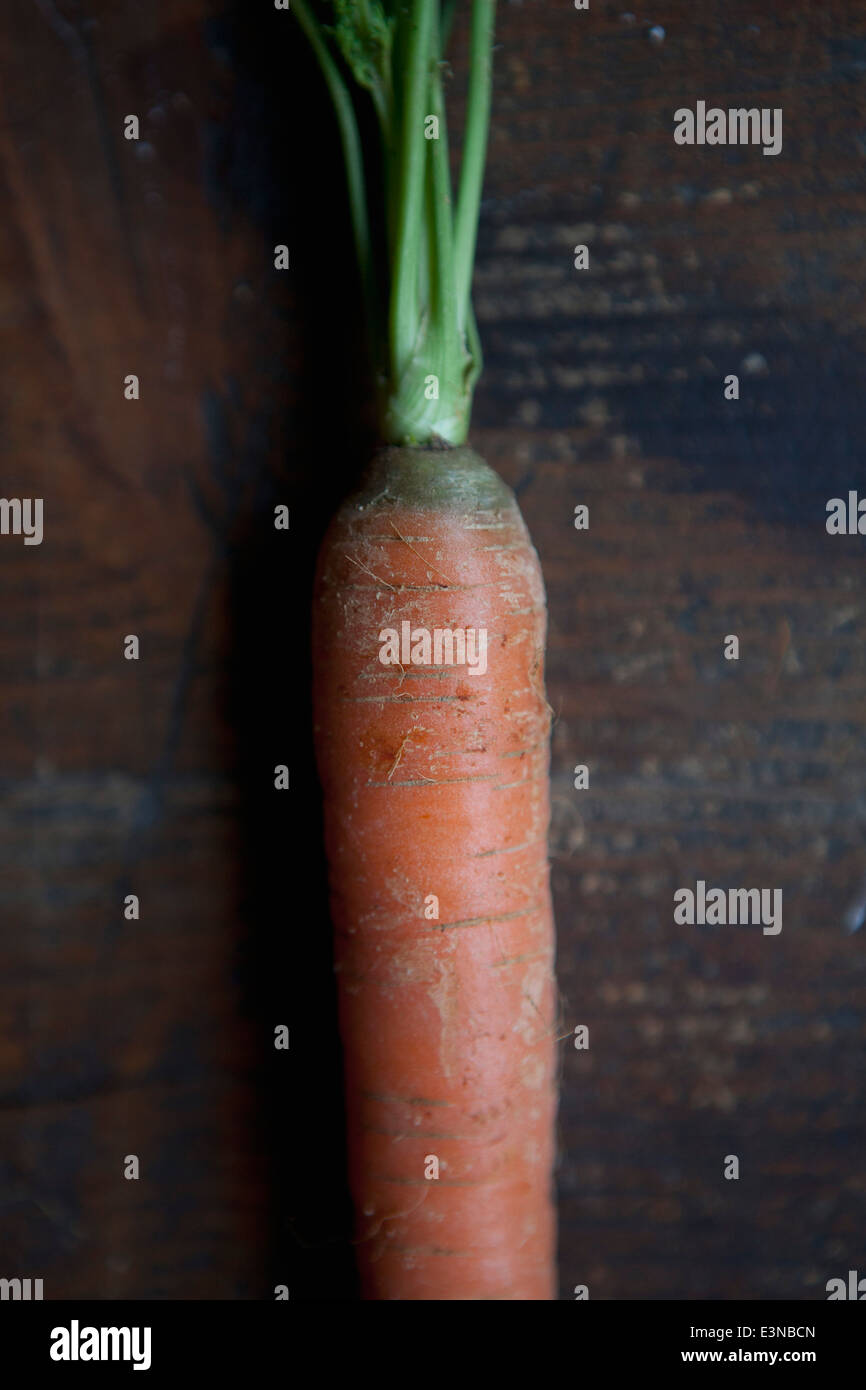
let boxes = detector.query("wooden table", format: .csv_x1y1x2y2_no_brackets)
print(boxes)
1,0,864,1299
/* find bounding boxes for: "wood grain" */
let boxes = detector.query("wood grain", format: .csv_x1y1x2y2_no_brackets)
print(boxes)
0,0,864,1299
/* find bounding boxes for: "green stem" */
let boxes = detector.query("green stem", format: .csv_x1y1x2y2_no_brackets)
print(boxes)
465,296,483,395
359,0,391,135
441,0,458,51
389,0,437,379
454,0,496,335
293,0,380,363
428,60,457,399
294,0,497,446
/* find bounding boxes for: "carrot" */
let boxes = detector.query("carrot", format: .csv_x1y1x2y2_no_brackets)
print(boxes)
298,1,557,1299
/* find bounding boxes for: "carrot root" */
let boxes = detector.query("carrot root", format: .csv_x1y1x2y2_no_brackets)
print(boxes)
312,446,557,1300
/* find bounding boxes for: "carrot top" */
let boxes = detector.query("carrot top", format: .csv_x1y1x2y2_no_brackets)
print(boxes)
293,1,496,447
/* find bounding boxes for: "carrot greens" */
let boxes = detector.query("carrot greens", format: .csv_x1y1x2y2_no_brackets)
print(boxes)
293,0,496,446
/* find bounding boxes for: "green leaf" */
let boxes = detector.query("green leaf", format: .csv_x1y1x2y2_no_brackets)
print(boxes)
328,1,394,104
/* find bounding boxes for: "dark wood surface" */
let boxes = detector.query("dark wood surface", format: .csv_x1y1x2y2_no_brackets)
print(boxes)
1,0,864,1299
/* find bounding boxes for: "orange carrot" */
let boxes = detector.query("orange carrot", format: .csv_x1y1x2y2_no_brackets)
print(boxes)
313,447,557,1299
297,1,558,1297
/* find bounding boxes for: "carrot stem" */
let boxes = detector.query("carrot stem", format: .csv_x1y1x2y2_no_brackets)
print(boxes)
389,0,436,382
294,0,497,446
292,0,381,368
454,0,496,336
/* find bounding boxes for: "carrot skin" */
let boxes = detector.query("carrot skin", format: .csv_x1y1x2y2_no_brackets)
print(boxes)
312,447,557,1300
